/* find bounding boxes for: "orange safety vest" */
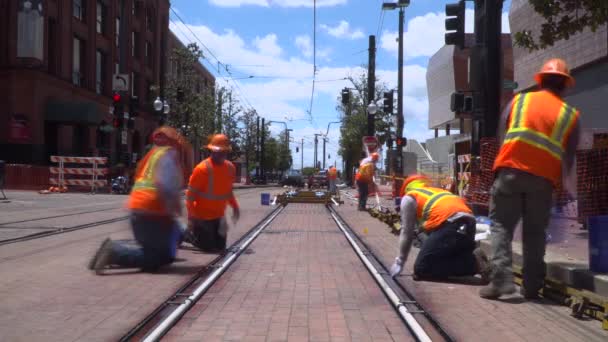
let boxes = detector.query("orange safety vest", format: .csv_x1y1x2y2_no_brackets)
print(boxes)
328,167,337,180
186,158,237,220
493,90,579,186
356,160,374,183
127,146,171,215
407,186,472,232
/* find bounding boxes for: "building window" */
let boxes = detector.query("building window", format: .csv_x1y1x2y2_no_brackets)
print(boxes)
132,0,140,16
48,18,58,75
145,41,152,66
96,50,106,94
115,62,119,74
131,31,139,58
115,17,120,48
96,1,106,35
146,8,154,32
131,72,139,97
146,80,152,102
17,0,44,60
73,0,85,22
72,37,85,86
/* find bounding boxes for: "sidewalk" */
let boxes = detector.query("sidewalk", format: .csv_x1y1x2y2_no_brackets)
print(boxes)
0,189,274,342
334,199,608,341
342,187,608,298
164,204,412,342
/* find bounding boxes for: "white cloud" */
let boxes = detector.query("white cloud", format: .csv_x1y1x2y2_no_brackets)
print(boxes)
380,10,510,59
253,34,282,56
320,20,365,40
208,0,346,8
295,35,312,57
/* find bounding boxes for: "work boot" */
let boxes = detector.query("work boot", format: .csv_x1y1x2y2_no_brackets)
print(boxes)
520,287,541,300
91,238,113,275
479,282,516,299
473,248,492,284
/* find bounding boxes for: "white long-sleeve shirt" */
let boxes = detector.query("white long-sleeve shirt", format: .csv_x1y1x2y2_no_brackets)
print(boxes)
154,149,183,216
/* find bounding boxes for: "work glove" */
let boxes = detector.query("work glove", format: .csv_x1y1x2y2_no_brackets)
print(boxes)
232,207,241,224
389,257,404,277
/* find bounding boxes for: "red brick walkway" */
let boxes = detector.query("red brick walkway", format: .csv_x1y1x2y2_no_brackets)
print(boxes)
0,189,274,342
165,204,413,342
335,200,608,342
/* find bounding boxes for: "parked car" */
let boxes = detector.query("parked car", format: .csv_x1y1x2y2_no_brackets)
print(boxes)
281,170,304,187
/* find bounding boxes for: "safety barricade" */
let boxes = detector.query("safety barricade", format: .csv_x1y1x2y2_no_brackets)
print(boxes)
49,156,108,193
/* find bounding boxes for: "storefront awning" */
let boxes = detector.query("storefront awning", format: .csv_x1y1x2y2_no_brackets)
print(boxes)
45,101,104,125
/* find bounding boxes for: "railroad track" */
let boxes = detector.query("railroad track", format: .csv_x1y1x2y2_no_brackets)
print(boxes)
122,202,453,342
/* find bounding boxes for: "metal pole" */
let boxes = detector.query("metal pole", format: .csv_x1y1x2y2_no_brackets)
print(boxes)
397,8,404,140
314,135,318,169
261,118,266,183
322,137,327,169
367,35,376,136
483,0,503,138
256,116,260,181
301,138,304,172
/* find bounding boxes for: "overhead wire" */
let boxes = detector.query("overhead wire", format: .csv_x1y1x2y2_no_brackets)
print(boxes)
307,0,317,126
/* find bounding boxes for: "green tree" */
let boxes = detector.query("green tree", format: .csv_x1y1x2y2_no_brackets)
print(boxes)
215,87,242,161
165,43,215,153
238,109,259,174
515,1,608,51
337,70,391,184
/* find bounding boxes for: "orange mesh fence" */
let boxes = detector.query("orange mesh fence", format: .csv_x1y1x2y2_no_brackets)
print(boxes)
576,148,608,223
465,138,499,208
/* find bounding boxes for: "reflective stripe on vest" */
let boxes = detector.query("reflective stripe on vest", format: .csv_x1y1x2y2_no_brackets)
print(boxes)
187,159,234,201
409,188,458,227
504,93,578,161
131,147,169,192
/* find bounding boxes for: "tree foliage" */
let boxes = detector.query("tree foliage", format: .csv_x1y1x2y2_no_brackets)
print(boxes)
337,70,391,184
514,0,608,51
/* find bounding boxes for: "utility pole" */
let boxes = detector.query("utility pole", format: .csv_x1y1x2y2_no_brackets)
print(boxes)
301,138,304,172
397,8,404,141
314,135,318,169
483,0,503,139
256,116,260,181
322,137,327,170
367,35,376,136
261,118,266,183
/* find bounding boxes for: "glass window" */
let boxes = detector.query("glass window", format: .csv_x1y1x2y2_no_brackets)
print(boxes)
115,17,120,48
48,18,58,75
145,41,152,66
17,0,44,60
96,1,105,35
96,50,105,94
146,8,154,32
72,37,84,86
73,0,85,21
131,72,138,97
131,31,139,58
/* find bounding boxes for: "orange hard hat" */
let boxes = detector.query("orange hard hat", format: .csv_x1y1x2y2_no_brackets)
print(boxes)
371,152,379,161
534,58,575,88
152,126,182,146
206,134,232,152
400,174,431,196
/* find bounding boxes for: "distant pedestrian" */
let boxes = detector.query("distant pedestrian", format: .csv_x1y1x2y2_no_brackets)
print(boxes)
355,153,379,211
480,59,580,300
183,134,240,253
89,127,193,274
389,175,491,281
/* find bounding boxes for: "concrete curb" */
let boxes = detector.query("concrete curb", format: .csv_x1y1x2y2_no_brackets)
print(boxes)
479,239,608,297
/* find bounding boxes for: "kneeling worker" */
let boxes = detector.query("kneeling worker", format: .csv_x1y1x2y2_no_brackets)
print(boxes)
184,134,240,253
389,175,491,281
89,127,192,273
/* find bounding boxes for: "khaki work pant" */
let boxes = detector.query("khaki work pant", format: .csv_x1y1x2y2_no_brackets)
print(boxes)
489,168,553,294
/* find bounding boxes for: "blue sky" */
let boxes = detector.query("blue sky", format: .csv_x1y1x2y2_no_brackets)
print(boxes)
169,0,512,170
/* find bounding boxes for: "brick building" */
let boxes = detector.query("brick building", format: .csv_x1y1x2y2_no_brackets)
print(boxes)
510,0,608,148
0,0,171,166
426,34,514,136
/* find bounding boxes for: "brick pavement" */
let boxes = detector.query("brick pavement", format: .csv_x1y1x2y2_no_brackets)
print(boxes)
164,204,413,342
0,188,275,342
334,198,608,342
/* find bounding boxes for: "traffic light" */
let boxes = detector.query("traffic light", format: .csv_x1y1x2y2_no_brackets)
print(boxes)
296,147,299,153
129,96,139,117
112,117,121,128
450,92,474,113
383,91,394,114
112,92,124,116
445,0,465,49
341,88,350,106
396,136,406,148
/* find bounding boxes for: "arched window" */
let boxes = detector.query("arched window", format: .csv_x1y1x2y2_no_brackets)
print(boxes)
17,0,44,60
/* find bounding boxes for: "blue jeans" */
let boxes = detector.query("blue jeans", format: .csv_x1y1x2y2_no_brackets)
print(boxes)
111,213,181,271
357,180,369,209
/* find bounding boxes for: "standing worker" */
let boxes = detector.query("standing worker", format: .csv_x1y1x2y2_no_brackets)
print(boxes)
327,166,338,194
89,127,192,274
389,175,491,281
480,59,580,300
184,134,240,253
356,152,379,211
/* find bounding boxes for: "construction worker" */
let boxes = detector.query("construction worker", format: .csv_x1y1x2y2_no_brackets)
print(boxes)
480,58,580,300
327,166,338,193
356,152,379,211
183,134,240,253
389,175,491,281
89,126,192,274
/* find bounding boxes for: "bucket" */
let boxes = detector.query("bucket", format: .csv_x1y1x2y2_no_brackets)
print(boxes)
588,215,608,273
261,193,270,206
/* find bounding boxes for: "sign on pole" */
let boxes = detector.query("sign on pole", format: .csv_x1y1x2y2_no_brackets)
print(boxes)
121,130,128,145
362,136,379,154
503,79,519,90
112,74,129,92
